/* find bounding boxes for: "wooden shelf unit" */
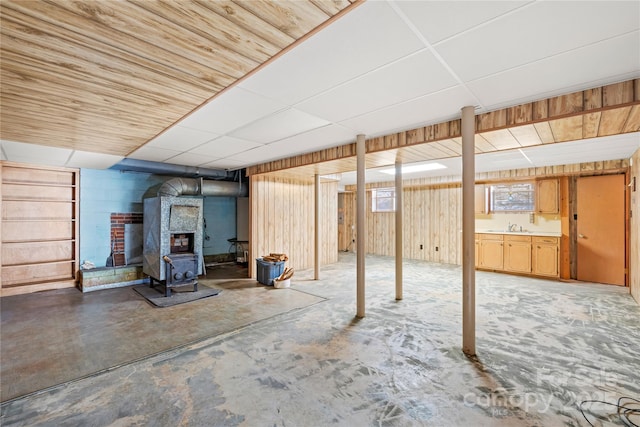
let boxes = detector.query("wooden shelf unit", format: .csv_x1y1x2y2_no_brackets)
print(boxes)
1,162,79,296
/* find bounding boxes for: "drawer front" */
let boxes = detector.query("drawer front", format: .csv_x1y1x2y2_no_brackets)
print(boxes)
477,233,503,241
505,234,532,243
533,236,558,245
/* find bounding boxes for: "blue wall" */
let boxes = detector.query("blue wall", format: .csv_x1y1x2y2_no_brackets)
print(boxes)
203,197,237,255
80,169,237,267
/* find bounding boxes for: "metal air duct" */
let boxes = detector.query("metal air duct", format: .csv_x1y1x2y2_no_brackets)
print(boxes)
158,177,248,197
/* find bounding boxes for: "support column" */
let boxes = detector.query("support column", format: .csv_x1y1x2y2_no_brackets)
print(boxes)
314,174,320,280
461,105,476,356
395,161,403,301
356,134,366,318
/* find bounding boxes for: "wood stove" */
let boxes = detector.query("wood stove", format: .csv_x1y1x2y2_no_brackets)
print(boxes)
143,196,203,296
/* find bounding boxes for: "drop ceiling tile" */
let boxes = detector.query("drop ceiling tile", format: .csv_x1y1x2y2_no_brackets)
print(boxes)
475,150,532,172
128,146,182,162
65,151,124,169
468,31,640,110
146,125,218,151
238,1,423,104
230,109,331,144
395,1,529,44
200,158,247,170
1,140,71,166
264,124,356,157
295,50,458,122
437,1,640,82
523,133,640,166
225,144,281,165
339,85,475,136
178,87,287,134
164,152,219,167
190,136,263,158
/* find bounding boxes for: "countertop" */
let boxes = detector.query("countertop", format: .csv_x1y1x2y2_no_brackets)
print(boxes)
476,230,561,237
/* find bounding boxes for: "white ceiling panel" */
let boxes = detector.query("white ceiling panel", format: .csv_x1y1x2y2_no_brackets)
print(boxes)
523,133,640,166
476,150,532,173
295,50,458,122
164,152,219,167
436,1,640,82
238,1,423,105
178,87,286,135
1,140,71,166
339,85,476,136
225,144,283,165
65,151,123,169
128,146,182,162
394,0,530,44
146,125,218,151
468,32,640,109
230,108,331,144
200,158,247,170
259,124,356,158
190,136,263,158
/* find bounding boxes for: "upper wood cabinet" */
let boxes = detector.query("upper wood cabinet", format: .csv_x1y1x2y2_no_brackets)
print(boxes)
536,179,559,214
475,184,487,214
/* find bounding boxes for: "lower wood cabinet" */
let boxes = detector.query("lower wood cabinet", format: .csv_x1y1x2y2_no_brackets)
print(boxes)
476,233,559,278
478,234,503,270
504,235,532,273
532,236,559,277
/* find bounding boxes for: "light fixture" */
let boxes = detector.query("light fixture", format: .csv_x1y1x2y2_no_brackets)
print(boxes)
380,162,447,175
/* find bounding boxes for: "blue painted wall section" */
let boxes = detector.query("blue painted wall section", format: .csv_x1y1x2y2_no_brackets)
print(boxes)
80,169,238,266
203,197,237,256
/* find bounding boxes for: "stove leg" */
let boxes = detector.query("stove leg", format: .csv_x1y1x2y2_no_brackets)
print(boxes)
165,284,171,297
193,281,198,293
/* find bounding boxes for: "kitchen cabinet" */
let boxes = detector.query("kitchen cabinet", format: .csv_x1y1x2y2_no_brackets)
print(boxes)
476,233,559,279
536,179,559,214
504,235,532,273
475,184,487,214
532,236,559,277
478,234,503,270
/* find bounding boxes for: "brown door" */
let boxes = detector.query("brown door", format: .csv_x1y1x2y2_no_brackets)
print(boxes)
576,174,625,285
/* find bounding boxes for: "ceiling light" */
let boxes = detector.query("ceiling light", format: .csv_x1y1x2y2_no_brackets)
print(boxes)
380,162,447,175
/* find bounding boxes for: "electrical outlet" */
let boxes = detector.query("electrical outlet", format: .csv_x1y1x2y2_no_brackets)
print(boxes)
419,244,423,250
435,246,439,251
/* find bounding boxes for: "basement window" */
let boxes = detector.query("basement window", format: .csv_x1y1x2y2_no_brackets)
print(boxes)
490,182,535,212
371,188,396,212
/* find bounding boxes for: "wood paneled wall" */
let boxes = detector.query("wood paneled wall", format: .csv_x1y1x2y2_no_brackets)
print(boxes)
1,161,79,296
249,175,337,276
630,148,640,303
343,159,629,266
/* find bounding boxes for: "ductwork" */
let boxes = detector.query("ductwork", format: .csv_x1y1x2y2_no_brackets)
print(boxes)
158,177,248,197
111,158,232,179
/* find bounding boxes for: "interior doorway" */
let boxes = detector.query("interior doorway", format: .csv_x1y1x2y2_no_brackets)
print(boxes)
576,174,626,285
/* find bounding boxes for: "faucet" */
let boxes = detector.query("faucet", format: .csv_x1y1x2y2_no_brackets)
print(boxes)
509,223,518,232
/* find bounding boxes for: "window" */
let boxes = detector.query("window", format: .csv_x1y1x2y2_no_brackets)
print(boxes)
490,182,535,212
371,188,396,212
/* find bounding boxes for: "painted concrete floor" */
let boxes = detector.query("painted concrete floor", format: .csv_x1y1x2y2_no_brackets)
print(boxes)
1,254,639,426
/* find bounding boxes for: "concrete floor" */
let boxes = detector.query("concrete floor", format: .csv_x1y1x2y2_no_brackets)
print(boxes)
1,254,639,426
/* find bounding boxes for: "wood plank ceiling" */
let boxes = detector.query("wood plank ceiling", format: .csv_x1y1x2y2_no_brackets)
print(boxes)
0,0,357,156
